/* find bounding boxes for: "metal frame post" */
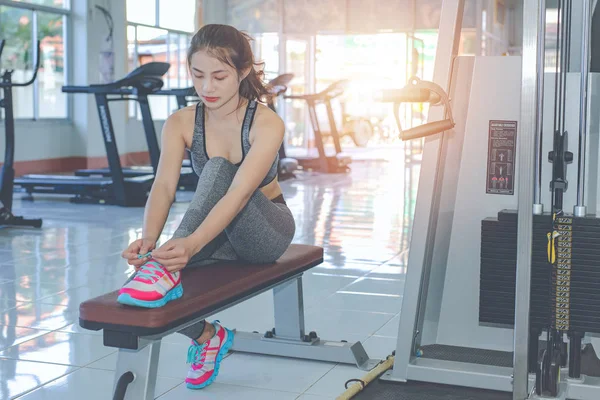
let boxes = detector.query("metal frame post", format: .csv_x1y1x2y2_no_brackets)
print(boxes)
533,0,546,215
136,92,161,172
513,0,540,398
383,0,465,383
273,277,305,340
114,339,161,400
575,0,592,217
94,93,128,206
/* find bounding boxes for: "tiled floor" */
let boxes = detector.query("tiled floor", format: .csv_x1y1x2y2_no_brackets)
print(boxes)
0,146,418,399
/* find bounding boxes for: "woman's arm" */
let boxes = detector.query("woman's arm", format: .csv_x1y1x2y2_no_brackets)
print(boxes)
185,109,284,254
142,110,188,242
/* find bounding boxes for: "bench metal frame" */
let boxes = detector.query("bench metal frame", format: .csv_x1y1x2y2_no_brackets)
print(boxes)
103,273,380,399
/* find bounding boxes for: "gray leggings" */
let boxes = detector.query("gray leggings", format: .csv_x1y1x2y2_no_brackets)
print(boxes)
174,156,295,339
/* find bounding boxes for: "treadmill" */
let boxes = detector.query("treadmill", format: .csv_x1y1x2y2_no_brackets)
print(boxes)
284,80,352,173
13,70,158,207
71,63,198,191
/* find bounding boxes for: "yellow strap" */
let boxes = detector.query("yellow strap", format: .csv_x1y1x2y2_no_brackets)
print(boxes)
547,231,559,264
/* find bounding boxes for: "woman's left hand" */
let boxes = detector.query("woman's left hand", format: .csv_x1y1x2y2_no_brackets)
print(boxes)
152,238,198,273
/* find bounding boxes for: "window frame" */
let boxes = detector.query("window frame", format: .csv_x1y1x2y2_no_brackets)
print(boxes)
127,0,197,33
0,0,71,121
126,22,194,120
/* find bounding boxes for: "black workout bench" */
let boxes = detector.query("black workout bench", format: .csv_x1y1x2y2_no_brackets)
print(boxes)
79,244,379,400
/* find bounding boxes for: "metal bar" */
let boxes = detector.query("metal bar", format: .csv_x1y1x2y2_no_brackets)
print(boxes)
137,94,161,172
388,0,464,383
32,10,39,120
1,74,15,212
0,0,70,15
513,0,540,398
575,0,591,217
114,340,161,400
534,0,546,214
133,26,139,120
155,0,160,27
273,277,305,340
127,21,193,36
94,93,128,206
64,14,71,120
231,331,378,369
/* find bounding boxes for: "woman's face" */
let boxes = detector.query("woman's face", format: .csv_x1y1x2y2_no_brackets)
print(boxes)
190,49,240,109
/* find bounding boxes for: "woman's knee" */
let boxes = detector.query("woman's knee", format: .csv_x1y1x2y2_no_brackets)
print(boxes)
235,221,295,263
204,156,237,175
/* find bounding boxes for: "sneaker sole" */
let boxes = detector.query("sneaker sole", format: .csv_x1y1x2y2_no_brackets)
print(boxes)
117,283,183,308
186,328,235,390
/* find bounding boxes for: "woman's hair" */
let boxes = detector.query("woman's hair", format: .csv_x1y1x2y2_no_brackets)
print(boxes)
187,24,270,102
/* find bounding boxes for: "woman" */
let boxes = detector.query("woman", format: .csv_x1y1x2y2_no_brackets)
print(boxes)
118,24,296,390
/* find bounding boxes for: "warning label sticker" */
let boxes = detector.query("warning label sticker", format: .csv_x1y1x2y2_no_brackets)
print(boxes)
486,120,518,195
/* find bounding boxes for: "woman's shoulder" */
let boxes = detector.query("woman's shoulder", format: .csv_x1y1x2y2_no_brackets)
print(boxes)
164,104,197,128
252,102,284,131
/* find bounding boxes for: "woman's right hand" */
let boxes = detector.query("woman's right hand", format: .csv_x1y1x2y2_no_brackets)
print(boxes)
122,238,156,268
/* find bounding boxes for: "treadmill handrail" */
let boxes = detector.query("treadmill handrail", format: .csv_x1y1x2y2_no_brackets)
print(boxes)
62,62,169,94
0,40,41,88
0,40,5,63
284,79,349,103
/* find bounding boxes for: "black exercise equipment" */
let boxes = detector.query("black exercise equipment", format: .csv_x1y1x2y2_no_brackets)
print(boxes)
68,63,198,191
285,81,352,173
266,73,298,181
14,68,156,207
477,0,600,396
0,39,42,228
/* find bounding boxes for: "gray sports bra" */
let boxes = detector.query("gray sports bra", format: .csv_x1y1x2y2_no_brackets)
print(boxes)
189,100,279,188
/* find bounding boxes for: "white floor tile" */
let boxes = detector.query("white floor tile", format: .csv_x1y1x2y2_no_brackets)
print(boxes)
4,302,78,331
0,358,76,399
343,276,405,296
0,326,53,353
55,323,103,336
17,367,182,400
296,394,338,400
305,364,366,397
318,291,402,314
216,352,335,393
304,308,395,340
0,330,116,367
86,341,194,379
374,314,400,338
157,382,299,400
362,335,397,360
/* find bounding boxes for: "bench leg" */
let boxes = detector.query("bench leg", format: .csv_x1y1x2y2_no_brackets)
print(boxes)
273,276,305,340
113,339,161,400
231,276,381,370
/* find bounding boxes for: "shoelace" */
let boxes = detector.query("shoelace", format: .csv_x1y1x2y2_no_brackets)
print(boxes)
187,341,209,365
135,262,165,283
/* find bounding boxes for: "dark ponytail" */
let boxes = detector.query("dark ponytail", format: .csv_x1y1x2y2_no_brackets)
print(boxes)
187,24,270,103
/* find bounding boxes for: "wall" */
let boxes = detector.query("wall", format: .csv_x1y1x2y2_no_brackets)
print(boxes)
0,0,170,175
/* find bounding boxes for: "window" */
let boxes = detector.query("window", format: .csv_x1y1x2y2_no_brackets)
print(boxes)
0,1,69,120
126,0,197,120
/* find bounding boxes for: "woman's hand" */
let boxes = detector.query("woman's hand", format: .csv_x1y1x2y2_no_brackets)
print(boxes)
151,237,198,273
122,238,156,268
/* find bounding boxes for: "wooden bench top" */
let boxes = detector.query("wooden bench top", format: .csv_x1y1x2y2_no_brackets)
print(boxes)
79,244,323,336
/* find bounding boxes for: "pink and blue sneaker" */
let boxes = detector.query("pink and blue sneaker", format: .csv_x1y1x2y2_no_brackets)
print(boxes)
186,321,234,389
117,259,183,308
